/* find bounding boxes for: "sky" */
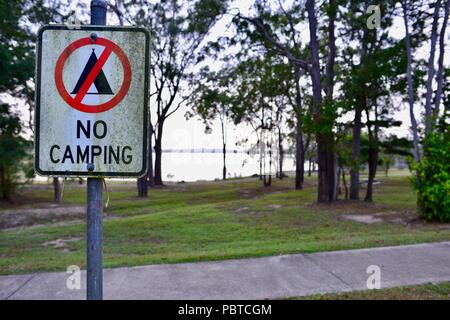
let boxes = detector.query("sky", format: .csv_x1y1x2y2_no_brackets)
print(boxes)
5,0,450,153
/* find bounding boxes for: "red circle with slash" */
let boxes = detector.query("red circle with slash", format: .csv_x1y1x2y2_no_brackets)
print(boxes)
54,37,131,113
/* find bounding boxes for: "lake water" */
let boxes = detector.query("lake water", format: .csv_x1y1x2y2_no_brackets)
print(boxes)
160,152,296,182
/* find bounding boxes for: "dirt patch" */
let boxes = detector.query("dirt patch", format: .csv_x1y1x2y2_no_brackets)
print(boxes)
43,237,82,252
0,204,86,229
324,200,424,226
340,214,383,224
267,204,282,210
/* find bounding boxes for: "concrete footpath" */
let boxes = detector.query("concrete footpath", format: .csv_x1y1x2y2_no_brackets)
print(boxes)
2,241,450,300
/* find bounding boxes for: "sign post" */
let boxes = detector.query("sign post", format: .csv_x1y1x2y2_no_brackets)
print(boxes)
87,1,106,300
35,0,149,300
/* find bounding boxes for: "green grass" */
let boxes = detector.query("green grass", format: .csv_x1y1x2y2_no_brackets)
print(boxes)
296,282,450,300
1,171,450,275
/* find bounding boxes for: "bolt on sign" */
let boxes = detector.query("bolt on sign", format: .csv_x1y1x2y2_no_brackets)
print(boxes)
35,25,149,177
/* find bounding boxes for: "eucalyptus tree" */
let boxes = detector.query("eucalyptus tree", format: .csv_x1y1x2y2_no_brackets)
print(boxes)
230,56,284,186
424,0,442,135
434,0,450,122
234,0,339,201
339,0,400,201
400,0,422,163
112,0,228,192
188,68,235,180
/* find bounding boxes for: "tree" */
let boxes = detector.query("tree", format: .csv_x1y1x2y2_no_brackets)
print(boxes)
229,56,287,186
434,0,450,120
188,69,234,180
401,0,421,164
234,0,337,201
340,0,405,201
0,1,43,200
148,0,227,186
1,0,72,202
0,104,32,201
424,0,442,135
111,0,227,193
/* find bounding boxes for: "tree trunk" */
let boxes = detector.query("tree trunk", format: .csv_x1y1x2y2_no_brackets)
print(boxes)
154,122,164,186
424,0,442,135
402,0,421,163
434,0,450,119
364,106,379,202
364,146,377,202
326,0,337,202
306,0,332,203
295,121,304,190
293,66,304,189
308,157,312,176
147,122,154,188
278,127,284,180
222,143,227,180
329,151,338,201
0,164,10,201
341,166,348,200
53,177,62,203
336,166,341,199
350,106,362,200
316,133,332,203
137,120,153,197
137,177,148,197
259,127,263,180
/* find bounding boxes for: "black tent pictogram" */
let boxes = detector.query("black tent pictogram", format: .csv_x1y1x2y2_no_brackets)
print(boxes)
71,49,114,95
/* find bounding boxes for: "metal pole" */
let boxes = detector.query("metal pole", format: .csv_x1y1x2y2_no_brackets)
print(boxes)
87,178,103,300
87,0,107,301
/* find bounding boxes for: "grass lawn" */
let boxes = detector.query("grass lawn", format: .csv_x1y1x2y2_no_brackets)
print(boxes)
1,170,450,275
296,282,450,300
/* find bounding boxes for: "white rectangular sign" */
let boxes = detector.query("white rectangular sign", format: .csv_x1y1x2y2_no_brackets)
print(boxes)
35,25,149,177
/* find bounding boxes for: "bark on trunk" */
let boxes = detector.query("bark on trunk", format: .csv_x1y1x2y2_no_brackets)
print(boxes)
259,128,263,180
364,107,379,202
295,121,304,190
306,0,331,203
341,166,348,200
137,177,148,197
154,122,164,186
53,177,62,203
308,157,312,176
424,0,442,135
294,66,304,190
434,0,450,119
222,143,227,180
402,0,421,163
137,121,153,197
350,106,362,200
278,128,284,179
326,0,337,201
147,122,154,188
329,152,338,201
364,146,378,202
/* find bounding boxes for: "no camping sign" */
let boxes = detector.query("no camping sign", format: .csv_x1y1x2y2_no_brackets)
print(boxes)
35,25,149,177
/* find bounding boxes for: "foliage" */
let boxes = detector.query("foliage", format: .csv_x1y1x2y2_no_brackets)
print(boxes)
412,129,450,221
0,104,32,201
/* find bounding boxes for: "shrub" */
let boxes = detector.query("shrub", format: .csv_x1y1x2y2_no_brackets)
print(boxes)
412,130,450,221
